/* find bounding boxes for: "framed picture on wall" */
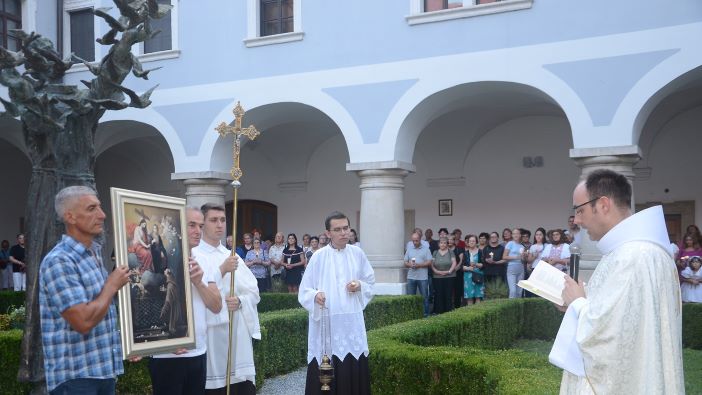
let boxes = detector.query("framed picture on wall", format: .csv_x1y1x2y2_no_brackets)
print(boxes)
438,199,453,216
111,187,195,358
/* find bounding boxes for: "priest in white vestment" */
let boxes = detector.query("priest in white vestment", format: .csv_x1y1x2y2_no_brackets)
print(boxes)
553,170,684,394
299,211,375,395
194,204,261,395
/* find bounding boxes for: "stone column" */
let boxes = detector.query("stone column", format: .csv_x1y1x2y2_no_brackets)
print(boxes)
570,146,641,281
171,171,232,209
347,161,415,295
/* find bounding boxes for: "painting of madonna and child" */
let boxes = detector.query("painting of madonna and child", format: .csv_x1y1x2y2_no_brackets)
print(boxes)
111,188,195,358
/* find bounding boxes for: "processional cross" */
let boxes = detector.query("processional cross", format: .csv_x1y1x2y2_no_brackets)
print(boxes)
214,101,260,395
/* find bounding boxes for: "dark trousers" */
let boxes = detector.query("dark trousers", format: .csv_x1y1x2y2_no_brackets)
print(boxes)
256,277,270,293
432,277,454,314
204,380,256,395
305,353,371,395
149,353,207,395
50,378,115,395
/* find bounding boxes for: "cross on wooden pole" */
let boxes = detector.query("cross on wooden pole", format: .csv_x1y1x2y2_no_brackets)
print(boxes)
214,101,259,395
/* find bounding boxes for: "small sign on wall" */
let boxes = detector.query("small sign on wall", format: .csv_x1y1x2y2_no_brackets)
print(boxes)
438,199,453,216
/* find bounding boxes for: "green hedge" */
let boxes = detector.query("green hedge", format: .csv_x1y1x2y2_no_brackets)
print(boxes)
0,294,422,394
683,303,702,350
257,292,303,313
0,291,25,314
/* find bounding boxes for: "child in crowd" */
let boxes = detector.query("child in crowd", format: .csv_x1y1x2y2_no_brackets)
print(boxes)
681,256,702,303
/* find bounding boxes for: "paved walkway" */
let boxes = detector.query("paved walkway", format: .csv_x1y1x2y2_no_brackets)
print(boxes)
258,366,307,395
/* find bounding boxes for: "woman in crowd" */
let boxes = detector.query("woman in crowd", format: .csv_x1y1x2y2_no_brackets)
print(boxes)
448,234,464,309
245,238,271,292
677,234,702,273
502,228,526,298
463,234,484,305
268,232,286,286
542,229,571,272
282,233,306,293
349,229,361,248
683,225,702,248
483,232,506,285
527,227,547,272
478,232,489,251
431,236,457,314
305,236,320,265
501,228,512,246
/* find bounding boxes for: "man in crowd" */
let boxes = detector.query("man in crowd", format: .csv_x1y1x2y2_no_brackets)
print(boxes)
404,232,432,317
39,186,130,393
194,203,260,395
0,240,12,290
148,207,224,395
318,233,329,248
405,228,428,252
424,228,438,253
565,215,581,245
9,233,26,291
299,211,375,395
558,169,683,393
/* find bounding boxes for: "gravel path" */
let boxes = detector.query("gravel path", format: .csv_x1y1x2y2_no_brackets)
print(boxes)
258,367,307,395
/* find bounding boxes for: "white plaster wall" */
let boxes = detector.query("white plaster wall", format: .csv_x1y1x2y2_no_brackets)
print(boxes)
0,143,30,242
235,134,362,237
406,115,580,238
636,106,702,226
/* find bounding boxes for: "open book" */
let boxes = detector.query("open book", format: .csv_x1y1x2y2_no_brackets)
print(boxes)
518,261,565,306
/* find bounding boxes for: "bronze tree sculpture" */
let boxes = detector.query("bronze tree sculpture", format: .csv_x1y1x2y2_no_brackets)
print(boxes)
0,0,171,390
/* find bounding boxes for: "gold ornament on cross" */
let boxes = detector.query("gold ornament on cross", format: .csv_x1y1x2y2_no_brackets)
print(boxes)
215,101,260,182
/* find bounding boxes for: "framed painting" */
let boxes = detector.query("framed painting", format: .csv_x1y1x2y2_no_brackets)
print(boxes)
111,187,195,358
438,199,453,216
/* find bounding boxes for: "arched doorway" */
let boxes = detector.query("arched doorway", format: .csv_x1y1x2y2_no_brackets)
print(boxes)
226,200,277,243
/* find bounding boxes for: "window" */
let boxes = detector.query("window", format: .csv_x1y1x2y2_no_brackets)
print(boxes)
143,0,172,54
244,0,303,47
63,0,96,62
407,0,532,25
260,0,293,37
0,0,22,51
69,8,94,61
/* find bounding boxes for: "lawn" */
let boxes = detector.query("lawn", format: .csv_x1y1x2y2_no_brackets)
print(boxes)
512,339,702,395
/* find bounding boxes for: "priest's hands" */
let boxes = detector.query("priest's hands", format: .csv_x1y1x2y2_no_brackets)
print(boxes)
315,292,326,306
226,295,242,311
188,258,204,285
562,275,586,306
346,280,360,293
220,256,239,277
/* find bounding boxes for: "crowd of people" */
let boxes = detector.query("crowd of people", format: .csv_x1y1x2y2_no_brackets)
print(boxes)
0,234,26,291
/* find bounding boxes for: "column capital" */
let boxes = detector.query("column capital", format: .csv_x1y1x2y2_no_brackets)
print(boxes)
346,160,416,173
171,171,232,181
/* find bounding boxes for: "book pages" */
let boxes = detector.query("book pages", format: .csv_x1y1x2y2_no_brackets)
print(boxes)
518,260,565,305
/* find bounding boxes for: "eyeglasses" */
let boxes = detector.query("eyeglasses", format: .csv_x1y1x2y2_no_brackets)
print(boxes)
330,226,350,233
572,196,602,214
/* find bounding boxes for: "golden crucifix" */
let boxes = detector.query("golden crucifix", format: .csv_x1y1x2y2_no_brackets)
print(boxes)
214,101,259,395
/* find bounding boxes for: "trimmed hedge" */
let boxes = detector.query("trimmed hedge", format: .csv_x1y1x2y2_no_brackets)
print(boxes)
257,292,304,313
0,294,422,394
683,303,702,350
0,291,25,314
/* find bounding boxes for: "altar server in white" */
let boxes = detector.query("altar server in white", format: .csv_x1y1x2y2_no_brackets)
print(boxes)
299,211,375,395
557,169,684,394
193,203,261,395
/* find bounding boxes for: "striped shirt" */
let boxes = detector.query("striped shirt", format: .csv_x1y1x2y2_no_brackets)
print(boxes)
39,235,123,391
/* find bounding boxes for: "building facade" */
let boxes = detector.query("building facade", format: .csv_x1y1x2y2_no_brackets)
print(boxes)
1,0,701,292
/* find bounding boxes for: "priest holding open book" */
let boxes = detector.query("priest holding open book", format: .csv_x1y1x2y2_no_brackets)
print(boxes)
533,170,684,394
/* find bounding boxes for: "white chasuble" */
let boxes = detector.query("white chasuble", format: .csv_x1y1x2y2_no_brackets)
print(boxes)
557,206,684,394
299,244,375,364
192,241,261,389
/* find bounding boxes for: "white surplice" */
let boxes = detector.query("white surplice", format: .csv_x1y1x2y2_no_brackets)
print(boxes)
298,244,375,364
192,241,261,389
556,206,684,394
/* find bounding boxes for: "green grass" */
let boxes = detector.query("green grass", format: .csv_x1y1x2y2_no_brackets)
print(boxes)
512,338,702,395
